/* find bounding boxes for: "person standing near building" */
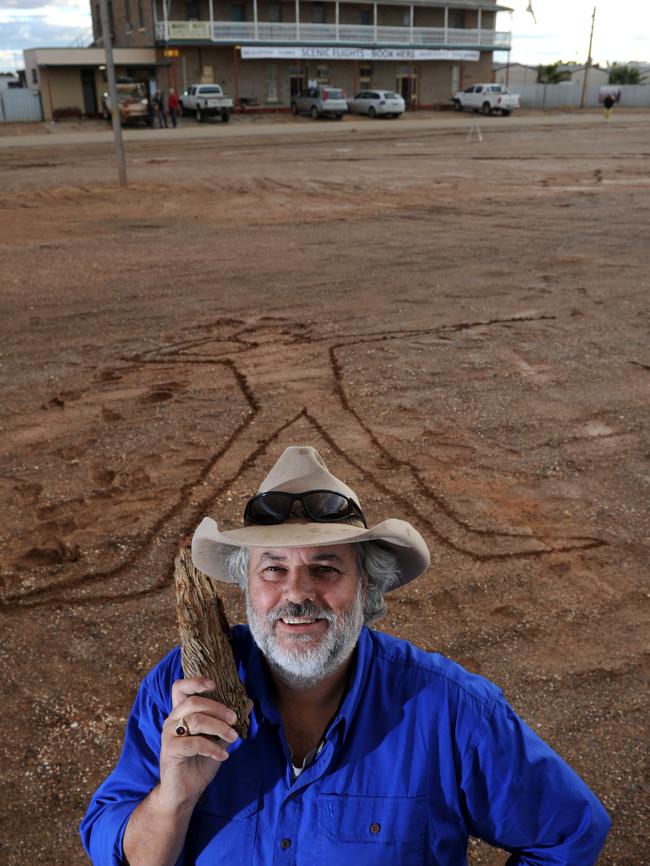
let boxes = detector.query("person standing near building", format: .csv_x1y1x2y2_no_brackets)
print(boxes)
167,88,179,128
154,90,167,128
603,93,615,121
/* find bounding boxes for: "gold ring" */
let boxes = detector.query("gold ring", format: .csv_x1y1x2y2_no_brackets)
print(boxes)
174,717,189,737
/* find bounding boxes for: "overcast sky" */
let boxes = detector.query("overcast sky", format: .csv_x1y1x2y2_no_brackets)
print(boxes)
0,0,648,73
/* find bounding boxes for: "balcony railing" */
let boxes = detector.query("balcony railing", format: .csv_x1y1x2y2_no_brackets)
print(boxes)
155,21,511,49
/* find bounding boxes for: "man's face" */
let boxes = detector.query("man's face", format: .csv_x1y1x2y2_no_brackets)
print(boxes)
245,545,366,689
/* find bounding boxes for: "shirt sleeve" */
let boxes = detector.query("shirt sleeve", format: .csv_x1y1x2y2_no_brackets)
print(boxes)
79,676,172,866
460,696,611,865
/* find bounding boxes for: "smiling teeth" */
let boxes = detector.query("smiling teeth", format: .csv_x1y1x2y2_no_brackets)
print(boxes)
282,617,318,625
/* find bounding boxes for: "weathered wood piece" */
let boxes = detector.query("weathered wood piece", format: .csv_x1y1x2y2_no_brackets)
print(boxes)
175,545,250,739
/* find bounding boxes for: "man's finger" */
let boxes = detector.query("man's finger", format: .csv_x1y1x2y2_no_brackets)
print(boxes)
165,732,231,763
171,678,215,709
166,711,239,744
169,694,239,727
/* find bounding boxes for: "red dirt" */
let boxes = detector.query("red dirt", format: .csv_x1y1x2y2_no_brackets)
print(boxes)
0,113,648,864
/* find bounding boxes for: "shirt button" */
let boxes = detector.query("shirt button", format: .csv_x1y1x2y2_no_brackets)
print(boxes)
281,838,292,849
370,822,381,834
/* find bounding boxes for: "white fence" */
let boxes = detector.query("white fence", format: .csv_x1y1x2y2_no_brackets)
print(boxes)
515,83,650,110
0,88,43,122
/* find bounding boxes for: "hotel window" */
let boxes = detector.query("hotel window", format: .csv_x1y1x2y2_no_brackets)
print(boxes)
448,10,465,28
316,65,329,83
269,2,281,21
138,0,145,28
31,68,39,84
187,0,201,19
402,9,410,26
231,3,246,20
312,2,325,24
125,0,132,31
360,8,371,25
359,64,372,86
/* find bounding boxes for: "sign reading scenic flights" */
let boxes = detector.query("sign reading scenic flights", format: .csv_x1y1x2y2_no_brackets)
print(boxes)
240,47,480,61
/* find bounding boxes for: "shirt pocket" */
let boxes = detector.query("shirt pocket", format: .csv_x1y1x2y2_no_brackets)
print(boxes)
317,793,427,865
188,776,262,865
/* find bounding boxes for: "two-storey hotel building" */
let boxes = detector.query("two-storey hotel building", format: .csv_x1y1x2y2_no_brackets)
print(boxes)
90,0,512,109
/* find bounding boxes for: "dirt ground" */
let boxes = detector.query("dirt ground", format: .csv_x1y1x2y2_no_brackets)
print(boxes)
0,111,648,865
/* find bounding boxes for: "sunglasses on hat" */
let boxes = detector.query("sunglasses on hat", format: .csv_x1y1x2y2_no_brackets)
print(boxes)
244,489,367,528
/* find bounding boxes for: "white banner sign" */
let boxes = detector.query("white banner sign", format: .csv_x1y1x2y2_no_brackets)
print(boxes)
240,46,479,62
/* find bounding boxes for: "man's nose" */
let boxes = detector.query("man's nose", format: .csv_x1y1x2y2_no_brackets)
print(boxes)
283,566,316,602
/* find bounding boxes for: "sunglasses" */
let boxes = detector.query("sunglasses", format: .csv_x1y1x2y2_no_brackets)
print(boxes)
244,489,367,528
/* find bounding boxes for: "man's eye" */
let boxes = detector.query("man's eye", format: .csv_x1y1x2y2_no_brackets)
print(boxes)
261,567,285,578
313,566,339,576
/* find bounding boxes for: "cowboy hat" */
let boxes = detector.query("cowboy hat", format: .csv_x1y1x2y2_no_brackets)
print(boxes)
191,445,430,589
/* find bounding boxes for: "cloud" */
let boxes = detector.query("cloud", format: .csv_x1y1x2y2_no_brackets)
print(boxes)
0,0,91,69
0,0,84,8
0,18,86,51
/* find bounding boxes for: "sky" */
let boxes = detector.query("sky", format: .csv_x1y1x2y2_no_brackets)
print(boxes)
0,0,649,74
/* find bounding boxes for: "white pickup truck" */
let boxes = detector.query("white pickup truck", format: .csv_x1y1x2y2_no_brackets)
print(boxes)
452,83,520,116
179,84,234,122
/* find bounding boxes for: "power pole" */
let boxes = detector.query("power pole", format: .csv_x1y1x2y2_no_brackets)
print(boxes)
580,6,597,109
98,0,128,187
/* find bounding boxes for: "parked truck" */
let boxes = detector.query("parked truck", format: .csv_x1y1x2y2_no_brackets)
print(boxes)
179,84,234,122
452,83,520,116
102,81,149,126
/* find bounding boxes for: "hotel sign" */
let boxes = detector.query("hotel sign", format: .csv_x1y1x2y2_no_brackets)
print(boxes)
240,46,479,61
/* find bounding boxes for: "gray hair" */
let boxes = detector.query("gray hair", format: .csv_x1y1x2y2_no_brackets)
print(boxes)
223,541,400,625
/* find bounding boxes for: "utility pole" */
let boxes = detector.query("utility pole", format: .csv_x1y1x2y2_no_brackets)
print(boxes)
580,6,596,109
98,0,128,187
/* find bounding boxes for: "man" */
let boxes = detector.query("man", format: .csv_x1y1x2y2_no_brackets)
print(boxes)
167,88,179,129
154,91,167,129
81,446,610,865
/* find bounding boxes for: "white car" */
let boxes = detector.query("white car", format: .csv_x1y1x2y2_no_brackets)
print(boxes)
348,90,405,118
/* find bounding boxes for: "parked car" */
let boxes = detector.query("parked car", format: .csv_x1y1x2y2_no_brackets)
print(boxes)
102,82,149,126
290,86,348,119
179,84,234,122
452,83,520,116
348,90,405,118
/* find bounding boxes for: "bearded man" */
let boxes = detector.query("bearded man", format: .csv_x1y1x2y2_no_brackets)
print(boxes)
81,446,610,866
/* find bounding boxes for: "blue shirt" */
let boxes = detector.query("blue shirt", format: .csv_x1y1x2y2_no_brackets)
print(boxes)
81,626,610,865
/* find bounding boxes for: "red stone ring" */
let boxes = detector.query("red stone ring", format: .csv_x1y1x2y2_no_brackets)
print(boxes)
174,717,189,737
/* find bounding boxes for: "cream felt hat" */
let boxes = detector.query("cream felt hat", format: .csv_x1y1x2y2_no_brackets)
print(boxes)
191,445,430,589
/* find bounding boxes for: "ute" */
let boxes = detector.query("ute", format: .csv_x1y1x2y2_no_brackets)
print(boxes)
180,84,234,122
102,81,149,126
452,83,520,117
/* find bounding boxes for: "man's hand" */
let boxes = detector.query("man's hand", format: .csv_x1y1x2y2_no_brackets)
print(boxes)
123,678,252,866
158,678,246,812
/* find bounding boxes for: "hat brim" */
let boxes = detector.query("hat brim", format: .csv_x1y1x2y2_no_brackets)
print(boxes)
191,516,430,590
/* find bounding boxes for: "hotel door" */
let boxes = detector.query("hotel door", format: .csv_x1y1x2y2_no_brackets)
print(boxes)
290,67,305,97
396,70,417,110
80,68,98,115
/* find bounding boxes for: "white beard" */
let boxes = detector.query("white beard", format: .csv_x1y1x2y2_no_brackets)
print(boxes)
245,582,365,690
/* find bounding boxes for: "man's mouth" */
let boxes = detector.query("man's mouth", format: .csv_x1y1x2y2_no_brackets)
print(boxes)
280,616,323,625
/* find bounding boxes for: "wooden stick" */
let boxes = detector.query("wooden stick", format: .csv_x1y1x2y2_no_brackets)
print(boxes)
175,545,250,739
